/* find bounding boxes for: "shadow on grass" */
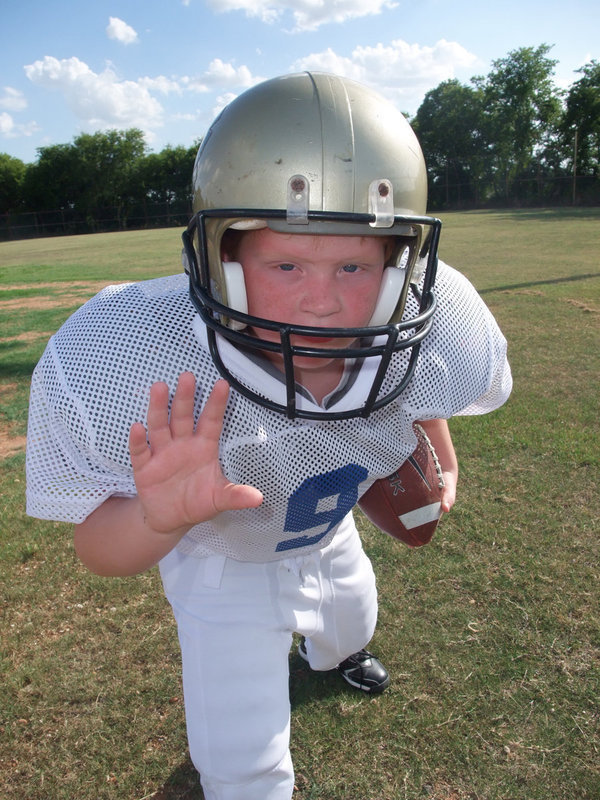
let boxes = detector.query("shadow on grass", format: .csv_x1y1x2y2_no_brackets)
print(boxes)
479,271,600,295
459,207,600,221
504,207,600,221
152,759,204,799
0,357,39,381
288,650,379,710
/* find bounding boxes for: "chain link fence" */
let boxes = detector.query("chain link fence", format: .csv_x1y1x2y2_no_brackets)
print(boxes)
2,179,599,241
0,200,193,241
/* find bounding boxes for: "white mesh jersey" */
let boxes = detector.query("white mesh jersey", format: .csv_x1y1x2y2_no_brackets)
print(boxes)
26,261,512,562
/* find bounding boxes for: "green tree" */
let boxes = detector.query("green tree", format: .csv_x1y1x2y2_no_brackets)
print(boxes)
563,60,600,178
474,44,562,202
413,79,487,208
0,153,26,213
21,143,83,211
136,143,197,207
73,129,147,227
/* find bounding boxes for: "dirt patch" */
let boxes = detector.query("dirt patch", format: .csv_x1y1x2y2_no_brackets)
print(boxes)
502,289,545,297
3,331,54,345
0,285,127,457
2,296,91,311
1,281,122,293
0,429,27,459
565,298,599,315
1,282,129,312
0,383,19,397
501,289,599,318
0,386,27,459
422,782,476,800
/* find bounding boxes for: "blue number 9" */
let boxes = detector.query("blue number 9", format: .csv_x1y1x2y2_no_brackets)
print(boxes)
276,463,368,552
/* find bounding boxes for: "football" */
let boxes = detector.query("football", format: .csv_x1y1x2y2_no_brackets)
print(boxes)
358,424,445,547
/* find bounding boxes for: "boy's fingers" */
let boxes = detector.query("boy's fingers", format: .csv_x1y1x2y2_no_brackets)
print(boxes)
145,381,172,450
195,380,230,443
440,477,456,513
217,482,264,513
129,422,151,469
169,372,197,438
130,378,229,479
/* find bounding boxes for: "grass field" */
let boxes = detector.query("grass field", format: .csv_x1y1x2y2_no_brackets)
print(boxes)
1,209,599,800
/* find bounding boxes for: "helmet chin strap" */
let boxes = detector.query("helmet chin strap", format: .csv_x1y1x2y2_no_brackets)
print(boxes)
222,261,406,331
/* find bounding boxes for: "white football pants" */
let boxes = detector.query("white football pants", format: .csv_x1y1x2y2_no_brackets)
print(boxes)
159,514,378,800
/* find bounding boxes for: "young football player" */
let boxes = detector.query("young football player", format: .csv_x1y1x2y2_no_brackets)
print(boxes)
26,72,511,800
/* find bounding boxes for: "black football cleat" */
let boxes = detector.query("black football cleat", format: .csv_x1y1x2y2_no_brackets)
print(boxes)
299,639,390,694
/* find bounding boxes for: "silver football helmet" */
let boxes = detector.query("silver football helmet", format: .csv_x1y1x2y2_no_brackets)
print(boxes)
182,71,441,419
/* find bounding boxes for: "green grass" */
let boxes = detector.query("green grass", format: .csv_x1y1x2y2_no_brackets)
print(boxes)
1,209,599,799
0,227,184,281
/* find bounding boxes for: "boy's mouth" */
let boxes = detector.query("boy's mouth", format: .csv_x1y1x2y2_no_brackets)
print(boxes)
297,335,334,345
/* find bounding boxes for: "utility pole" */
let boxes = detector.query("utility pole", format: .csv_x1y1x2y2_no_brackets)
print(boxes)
572,127,578,206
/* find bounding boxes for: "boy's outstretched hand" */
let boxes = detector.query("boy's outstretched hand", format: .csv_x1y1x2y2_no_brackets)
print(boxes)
129,373,263,535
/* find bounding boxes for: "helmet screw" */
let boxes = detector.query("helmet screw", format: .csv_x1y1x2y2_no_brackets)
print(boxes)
290,177,306,195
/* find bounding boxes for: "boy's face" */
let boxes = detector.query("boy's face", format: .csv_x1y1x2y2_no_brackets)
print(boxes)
229,227,387,385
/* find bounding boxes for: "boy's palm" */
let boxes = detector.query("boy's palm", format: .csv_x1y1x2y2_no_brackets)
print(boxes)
129,374,263,534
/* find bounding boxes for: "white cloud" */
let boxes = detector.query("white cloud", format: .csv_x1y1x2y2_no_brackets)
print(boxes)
0,111,15,135
24,56,164,131
183,59,262,92
292,38,478,111
0,87,27,112
292,48,363,81
0,87,40,140
139,76,183,95
203,59,258,87
206,0,397,31
208,0,279,24
213,92,238,117
21,53,266,145
0,110,39,139
106,16,139,45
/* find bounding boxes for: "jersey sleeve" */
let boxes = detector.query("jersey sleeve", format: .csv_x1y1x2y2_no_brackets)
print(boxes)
399,261,512,420
26,331,138,523
455,304,512,416
25,276,195,524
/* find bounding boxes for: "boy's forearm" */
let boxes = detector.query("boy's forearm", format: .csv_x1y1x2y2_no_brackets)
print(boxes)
73,496,189,578
417,418,458,512
417,418,458,475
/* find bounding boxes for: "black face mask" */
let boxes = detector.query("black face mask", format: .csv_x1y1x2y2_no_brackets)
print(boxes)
183,209,440,420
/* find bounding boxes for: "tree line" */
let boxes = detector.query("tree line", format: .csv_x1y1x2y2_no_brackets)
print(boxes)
1,45,599,239
413,45,599,209
0,130,198,238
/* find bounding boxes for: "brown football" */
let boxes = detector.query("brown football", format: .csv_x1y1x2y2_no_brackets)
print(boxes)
358,424,445,547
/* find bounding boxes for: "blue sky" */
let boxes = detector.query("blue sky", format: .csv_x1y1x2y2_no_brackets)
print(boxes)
1,0,598,164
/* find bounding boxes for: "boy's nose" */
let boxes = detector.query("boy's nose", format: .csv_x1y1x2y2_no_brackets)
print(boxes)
299,275,342,318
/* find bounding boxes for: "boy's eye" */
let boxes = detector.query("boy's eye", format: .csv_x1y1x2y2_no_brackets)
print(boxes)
278,263,296,272
342,264,359,273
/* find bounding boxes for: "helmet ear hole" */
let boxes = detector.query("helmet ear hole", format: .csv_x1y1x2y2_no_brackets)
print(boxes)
368,267,406,326
222,262,248,330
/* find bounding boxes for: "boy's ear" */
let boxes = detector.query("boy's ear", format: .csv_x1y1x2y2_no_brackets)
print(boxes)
368,267,406,327
222,262,248,330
